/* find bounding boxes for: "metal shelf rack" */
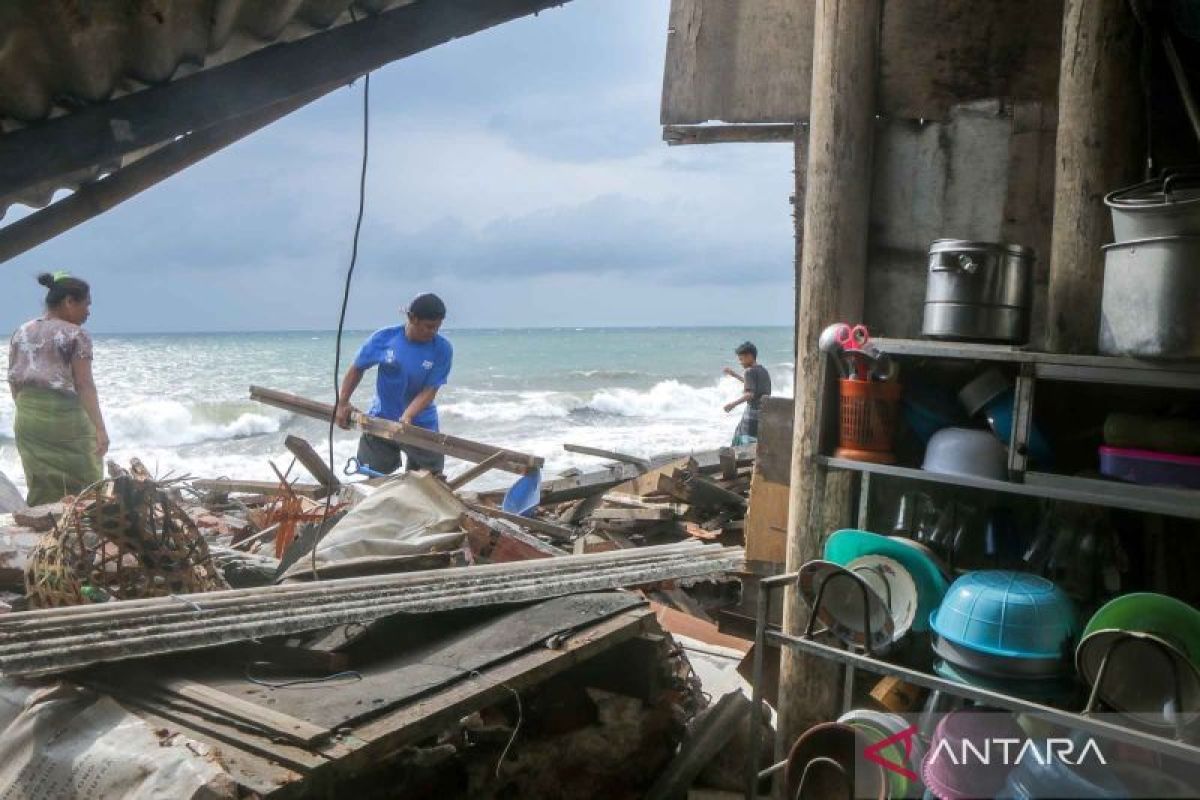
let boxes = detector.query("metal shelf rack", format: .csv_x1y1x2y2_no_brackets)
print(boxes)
746,339,1200,798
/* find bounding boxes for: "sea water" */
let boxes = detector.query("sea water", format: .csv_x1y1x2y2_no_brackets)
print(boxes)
0,327,793,494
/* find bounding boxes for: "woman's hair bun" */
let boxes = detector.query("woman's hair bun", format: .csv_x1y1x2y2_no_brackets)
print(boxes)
37,272,55,288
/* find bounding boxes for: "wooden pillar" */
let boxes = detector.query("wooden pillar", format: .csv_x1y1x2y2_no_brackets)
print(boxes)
778,0,881,755
1045,0,1141,353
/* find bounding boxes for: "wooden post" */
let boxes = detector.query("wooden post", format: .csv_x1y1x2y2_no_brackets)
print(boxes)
1045,0,1141,353
778,0,881,756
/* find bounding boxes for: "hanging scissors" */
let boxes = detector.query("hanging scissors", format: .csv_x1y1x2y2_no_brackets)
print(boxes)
834,324,872,379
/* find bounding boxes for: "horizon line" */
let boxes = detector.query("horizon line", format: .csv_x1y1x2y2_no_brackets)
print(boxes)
84,323,795,336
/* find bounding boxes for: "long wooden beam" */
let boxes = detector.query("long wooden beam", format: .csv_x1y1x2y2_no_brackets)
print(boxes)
0,0,568,202
778,0,881,768
0,85,333,264
1044,0,1140,353
249,386,542,475
663,124,798,146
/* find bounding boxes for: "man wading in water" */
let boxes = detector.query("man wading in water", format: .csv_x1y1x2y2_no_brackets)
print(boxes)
723,341,771,445
336,293,453,477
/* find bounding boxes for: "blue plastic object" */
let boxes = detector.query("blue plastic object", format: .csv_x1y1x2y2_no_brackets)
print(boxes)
997,740,1128,799
984,387,1054,466
502,469,542,517
931,571,1077,660
901,383,964,445
344,457,385,478
824,529,950,633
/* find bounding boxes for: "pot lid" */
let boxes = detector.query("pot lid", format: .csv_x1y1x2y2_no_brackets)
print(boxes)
929,239,1034,258
1106,176,1200,208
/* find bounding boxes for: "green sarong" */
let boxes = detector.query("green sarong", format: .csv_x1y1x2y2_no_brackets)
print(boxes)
13,387,102,506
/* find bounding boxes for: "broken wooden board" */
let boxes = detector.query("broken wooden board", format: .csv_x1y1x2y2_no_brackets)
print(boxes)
461,510,566,562
589,507,675,522
541,445,755,504
193,594,646,732
467,502,576,542
284,435,341,490
744,472,789,565
562,443,651,470
192,479,326,499
249,386,543,475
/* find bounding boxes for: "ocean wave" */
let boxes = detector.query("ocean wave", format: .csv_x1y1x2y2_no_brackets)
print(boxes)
106,401,282,446
441,394,575,422
567,369,646,379
583,378,734,419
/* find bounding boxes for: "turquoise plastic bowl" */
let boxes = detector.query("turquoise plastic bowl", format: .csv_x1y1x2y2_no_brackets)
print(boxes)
930,571,1078,660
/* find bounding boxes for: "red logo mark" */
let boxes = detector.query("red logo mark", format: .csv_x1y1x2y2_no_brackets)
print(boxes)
863,725,920,781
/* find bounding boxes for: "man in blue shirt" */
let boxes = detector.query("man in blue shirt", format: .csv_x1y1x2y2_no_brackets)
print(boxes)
335,293,453,475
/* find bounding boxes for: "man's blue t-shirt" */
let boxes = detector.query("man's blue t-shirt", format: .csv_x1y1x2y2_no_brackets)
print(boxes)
353,326,452,431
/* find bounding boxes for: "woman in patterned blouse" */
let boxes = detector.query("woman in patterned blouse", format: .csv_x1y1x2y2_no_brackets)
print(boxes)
7,272,108,505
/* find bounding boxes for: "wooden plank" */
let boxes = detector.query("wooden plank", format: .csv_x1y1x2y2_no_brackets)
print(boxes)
446,452,505,491
563,443,651,470
718,447,739,480
588,507,675,522
192,479,325,499
661,0,814,124
466,503,576,542
0,0,568,203
159,679,333,746
660,0,1062,126
757,397,795,485
780,0,879,755
612,458,692,499
663,124,796,146
0,86,331,265
600,494,689,515
541,445,754,504
346,610,654,757
1045,0,1141,353
249,386,542,475
744,473,789,565
284,435,341,490
460,511,565,562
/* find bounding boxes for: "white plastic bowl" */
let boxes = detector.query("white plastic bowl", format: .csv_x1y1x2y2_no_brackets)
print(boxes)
922,427,1008,480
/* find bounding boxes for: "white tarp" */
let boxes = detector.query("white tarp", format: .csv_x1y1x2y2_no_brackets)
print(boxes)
281,471,466,580
0,681,235,800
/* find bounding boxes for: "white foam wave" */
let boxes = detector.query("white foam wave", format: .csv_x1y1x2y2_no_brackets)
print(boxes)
585,377,743,419
441,393,575,423
106,401,282,446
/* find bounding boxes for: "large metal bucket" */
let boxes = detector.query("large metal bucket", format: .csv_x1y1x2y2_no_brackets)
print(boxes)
921,239,1034,344
1099,236,1200,359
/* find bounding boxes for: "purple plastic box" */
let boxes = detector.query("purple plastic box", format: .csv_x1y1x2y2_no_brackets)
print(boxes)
1099,446,1200,490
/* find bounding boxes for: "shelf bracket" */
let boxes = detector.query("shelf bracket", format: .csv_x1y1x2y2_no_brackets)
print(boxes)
1009,364,1036,479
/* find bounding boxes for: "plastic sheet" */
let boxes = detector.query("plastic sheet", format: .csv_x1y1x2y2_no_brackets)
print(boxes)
0,681,234,799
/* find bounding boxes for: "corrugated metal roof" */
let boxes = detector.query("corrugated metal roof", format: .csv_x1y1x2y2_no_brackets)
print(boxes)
0,0,412,127
0,0,412,217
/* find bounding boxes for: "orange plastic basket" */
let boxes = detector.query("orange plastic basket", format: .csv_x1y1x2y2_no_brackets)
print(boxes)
835,379,903,463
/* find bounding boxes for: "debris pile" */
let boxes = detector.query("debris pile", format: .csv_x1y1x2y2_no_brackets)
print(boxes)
0,388,765,798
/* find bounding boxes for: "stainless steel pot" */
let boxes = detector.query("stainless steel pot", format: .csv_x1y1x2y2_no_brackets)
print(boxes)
1099,235,1200,359
922,239,1034,343
1106,174,1200,242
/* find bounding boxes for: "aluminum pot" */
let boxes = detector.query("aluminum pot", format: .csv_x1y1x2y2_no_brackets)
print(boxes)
1099,236,1200,359
1106,174,1200,242
922,239,1034,343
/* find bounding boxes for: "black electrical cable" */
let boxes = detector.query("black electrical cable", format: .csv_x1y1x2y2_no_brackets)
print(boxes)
315,71,371,578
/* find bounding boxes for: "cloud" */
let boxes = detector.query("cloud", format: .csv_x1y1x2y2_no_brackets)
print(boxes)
0,0,796,332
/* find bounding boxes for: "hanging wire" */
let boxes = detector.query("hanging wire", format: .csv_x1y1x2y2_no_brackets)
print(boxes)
315,69,371,580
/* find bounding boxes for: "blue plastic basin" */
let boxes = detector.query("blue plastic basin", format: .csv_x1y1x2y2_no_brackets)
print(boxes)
930,571,1077,660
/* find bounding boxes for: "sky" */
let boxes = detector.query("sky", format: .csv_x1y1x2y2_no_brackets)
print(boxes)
0,0,796,334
